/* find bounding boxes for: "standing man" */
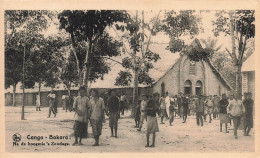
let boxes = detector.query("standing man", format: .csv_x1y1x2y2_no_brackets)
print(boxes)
89,89,105,146
228,94,235,126
145,93,160,147
177,94,183,117
219,94,230,133
36,94,41,111
165,92,170,119
195,95,204,126
227,94,245,139
107,90,120,138
159,94,166,124
120,93,127,115
243,92,254,136
72,86,90,146
182,94,189,123
212,95,220,119
203,96,208,122
62,94,66,110
205,95,213,123
47,90,56,118
169,100,174,126
138,95,148,131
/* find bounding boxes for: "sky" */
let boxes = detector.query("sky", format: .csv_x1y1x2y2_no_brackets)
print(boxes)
5,10,248,93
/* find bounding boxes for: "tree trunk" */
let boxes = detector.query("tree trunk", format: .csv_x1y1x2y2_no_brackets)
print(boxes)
235,64,242,98
38,82,41,106
21,46,25,120
83,41,93,97
70,33,82,86
13,84,16,106
131,70,139,118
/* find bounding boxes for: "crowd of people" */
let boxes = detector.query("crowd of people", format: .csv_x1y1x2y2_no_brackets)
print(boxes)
39,87,254,147
134,91,254,145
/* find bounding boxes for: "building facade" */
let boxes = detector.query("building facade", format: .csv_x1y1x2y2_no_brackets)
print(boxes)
152,40,231,97
242,53,255,98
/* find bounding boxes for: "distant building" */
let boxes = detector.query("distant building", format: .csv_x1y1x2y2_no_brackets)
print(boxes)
242,53,255,98
152,39,232,96
5,39,233,106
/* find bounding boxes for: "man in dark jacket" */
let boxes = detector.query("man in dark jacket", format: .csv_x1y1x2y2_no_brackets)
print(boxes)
195,95,204,126
243,92,254,136
107,90,120,138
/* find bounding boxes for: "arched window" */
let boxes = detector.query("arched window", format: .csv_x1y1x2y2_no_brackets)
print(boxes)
161,82,165,97
184,80,192,95
195,80,203,96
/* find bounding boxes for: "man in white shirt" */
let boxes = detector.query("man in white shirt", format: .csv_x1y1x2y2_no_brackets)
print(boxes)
165,92,170,119
227,94,245,139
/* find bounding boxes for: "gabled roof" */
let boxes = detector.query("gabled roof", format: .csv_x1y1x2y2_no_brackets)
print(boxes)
152,39,232,90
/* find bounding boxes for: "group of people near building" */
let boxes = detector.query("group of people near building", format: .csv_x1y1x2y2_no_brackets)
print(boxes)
42,86,254,147
134,91,254,142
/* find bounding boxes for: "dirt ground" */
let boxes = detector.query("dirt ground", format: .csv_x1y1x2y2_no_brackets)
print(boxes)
5,106,255,152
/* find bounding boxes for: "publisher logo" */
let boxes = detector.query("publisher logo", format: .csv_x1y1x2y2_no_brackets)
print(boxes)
13,133,21,142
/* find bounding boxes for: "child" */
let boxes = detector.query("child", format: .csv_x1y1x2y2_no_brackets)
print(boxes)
169,101,174,126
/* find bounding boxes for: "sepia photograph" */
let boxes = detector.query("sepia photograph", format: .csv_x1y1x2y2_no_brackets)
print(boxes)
0,1,259,156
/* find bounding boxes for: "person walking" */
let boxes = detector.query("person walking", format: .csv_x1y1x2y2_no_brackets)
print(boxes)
145,93,160,147
135,100,141,128
227,94,245,139
203,96,208,122
72,86,90,146
243,92,254,136
182,94,189,123
107,90,120,138
195,95,204,126
65,94,71,112
36,94,41,111
47,90,56,118
89,89,105,146
137,95,148,131
212,95,220,119
205,95,213,123
228,94,235,126
177,94,183,117
119,93,127,115
165,92,170,119
218,94,230,133
169,101,174,126
62,94,66,110
159,94,166,124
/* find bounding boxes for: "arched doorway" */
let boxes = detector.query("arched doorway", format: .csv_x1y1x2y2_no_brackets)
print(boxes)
196,80,203,96
184,80,192,95
161,82,165,97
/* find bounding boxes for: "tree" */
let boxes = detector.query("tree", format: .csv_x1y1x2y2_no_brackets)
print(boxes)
158,10,204,62
114,11,161,117
58,10,130,89
60,50,79,96
5,41,23,106
25,35,66,98
201,37,222,59
200,37,236,89
212,10,255,96
5,10,54,119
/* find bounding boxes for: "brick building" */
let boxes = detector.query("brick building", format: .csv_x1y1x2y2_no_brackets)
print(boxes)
152,39,232,96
